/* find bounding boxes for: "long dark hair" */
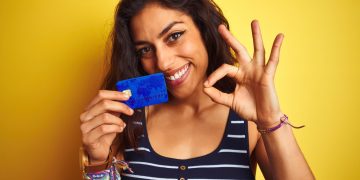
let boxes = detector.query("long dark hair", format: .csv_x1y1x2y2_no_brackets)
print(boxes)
102,0,236,155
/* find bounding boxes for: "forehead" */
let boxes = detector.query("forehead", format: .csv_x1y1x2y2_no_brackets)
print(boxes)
130,3,194,41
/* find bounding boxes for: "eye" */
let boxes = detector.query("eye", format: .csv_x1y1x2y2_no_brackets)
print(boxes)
167,31,185,43
136,46,153,58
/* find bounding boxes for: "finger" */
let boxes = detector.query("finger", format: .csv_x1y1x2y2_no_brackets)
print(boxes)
204,64,242,87
83,124,124,145
110,112,121,117
203,86,234,107
85,90,130,111
266,33,284,77
80,113,126,135
218,24,251,63
251,20,265,65
81,100,134,122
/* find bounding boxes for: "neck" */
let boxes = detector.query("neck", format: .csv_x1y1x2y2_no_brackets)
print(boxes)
147,82,229,124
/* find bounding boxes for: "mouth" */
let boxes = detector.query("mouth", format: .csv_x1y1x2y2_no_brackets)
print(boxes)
164,63,190,87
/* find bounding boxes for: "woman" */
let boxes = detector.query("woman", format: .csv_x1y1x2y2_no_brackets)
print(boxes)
80,0,315,179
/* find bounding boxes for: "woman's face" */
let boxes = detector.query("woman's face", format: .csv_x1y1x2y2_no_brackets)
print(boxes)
130,3,208,99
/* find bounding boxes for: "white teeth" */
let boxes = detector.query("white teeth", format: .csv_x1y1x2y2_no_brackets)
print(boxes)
166,64,189,81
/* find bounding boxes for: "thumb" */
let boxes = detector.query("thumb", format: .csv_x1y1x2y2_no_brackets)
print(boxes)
203,86,233,107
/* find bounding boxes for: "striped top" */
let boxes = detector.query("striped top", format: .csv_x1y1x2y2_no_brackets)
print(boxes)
121,110,255,180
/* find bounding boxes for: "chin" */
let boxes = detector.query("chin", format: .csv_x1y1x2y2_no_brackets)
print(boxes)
168,89,193,100
167,80,205,102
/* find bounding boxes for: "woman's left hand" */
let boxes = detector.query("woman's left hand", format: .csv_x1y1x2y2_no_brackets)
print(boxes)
204,20,284,128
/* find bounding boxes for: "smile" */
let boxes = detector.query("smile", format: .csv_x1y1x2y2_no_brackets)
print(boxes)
165,64,189,81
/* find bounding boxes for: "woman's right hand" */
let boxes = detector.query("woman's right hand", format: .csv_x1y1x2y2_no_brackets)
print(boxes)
80,90,134,164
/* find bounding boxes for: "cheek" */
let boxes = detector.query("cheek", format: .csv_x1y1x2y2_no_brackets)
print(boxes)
141,60,156,74
180,38,208,69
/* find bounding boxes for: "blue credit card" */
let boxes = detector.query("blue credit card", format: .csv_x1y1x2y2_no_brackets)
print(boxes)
116,73,168,109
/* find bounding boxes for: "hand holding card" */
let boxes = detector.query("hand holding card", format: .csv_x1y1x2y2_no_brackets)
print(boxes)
116,73,169,109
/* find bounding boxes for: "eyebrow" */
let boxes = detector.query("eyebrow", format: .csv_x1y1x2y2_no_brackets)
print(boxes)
134,21,184,46
158,21,184,38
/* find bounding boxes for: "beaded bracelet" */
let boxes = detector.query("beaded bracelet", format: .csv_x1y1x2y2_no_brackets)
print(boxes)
257,114,305,134
84,157,133,180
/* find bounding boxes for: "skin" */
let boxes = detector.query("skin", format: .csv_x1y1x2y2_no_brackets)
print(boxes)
80,2,315,179
130,3,237,161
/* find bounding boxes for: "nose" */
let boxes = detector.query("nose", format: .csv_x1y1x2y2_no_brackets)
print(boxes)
155,45,174,72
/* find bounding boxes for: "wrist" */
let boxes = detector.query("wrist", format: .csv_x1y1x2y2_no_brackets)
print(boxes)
87,147,111,165
257,113,305,134
89,157,108,165
80,147,114,174
256,112,284,129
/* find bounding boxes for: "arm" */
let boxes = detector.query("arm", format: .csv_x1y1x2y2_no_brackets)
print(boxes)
254,125,314,179
253,135,272,179
261,122,314,179
203,20,314,179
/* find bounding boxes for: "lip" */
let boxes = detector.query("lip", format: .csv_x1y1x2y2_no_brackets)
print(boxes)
165,64,191,88
164,63,189,77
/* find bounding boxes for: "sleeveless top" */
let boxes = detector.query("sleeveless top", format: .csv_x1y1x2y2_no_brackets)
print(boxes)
121,110,255,180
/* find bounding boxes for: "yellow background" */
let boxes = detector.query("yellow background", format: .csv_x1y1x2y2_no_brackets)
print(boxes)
0,0,359,179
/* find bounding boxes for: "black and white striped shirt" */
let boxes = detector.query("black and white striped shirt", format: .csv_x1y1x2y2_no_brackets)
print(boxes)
121,110,255,180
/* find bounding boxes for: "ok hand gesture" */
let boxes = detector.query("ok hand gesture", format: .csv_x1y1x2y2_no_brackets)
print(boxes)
204,20,284,128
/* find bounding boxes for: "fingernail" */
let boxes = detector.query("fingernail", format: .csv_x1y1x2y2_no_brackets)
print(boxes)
84,115,91,121
123,123,126,128
130,108,134,114
122,89,132,98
